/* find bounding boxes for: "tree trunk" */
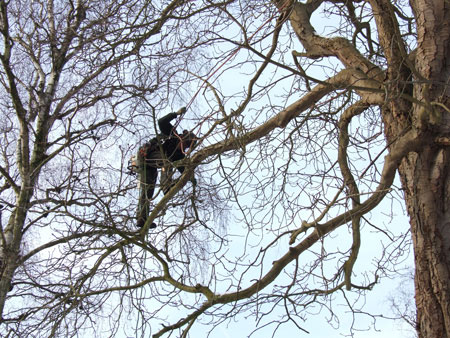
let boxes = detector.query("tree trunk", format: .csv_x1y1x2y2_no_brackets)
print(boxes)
398,147,450,338
404,0,450,336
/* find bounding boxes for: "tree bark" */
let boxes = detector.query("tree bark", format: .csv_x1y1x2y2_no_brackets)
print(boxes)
398,147,450,338
400,0,450,336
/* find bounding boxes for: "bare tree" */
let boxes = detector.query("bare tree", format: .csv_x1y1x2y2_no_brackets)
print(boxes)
0,0,449,337
0,0,232,336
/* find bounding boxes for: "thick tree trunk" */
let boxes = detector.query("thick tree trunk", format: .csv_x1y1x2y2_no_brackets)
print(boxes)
405,0,450,336
398,147,450,338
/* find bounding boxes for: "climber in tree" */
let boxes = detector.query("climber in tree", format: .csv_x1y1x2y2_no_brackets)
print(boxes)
136,107,198,228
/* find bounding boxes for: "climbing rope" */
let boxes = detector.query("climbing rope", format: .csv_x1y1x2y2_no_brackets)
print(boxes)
173,1,293,151
185,1,292,112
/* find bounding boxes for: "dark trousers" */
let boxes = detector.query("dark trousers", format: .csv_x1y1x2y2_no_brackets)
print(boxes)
136,152,174,228
136,163,158,228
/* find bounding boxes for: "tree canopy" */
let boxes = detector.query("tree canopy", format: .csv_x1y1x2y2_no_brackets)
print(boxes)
0,0,449,337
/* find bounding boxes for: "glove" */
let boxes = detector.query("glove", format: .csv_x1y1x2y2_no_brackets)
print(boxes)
176,107,187,116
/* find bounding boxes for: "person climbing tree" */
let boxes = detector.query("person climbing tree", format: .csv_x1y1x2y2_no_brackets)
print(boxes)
135,107,198,228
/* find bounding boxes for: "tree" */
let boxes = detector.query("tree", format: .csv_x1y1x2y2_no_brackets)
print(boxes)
0,0,232,336
0,0,449,338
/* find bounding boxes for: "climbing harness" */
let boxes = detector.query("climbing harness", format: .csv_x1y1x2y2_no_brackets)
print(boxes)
127,136,162,176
